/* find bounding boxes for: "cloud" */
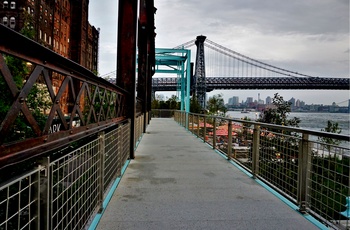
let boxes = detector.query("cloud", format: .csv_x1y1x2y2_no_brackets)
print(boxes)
89,0,349,104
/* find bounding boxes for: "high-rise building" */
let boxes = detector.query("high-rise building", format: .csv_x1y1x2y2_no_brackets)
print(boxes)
266,96,272,105
246,97,253,104
231,96,239,106
228,97,233,105
288,97,296,107
0,0,99,72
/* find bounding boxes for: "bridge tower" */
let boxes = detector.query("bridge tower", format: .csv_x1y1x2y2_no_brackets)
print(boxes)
194,35,207,108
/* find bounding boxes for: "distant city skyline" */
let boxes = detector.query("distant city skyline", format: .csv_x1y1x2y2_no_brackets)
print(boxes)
156,90,349,107
219,90,349,106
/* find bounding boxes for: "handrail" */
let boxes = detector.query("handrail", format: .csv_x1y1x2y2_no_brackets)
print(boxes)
188,112,350,141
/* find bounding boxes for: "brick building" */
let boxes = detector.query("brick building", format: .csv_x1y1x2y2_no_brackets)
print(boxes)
0,0,99,115
0,0,99,72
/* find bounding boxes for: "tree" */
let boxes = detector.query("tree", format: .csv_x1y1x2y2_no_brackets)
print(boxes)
190,96,202,113
207,94,227,116
257,93,300,127
167,95,180,110
318,120,342,152
151,94,180,110
0,10,51,143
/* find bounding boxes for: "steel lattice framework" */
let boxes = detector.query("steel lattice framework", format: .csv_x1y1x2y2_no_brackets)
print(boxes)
194,35,207,108
152,76,350,92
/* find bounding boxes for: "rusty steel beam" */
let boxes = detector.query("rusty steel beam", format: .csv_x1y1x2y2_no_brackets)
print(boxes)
138,0,147,132
117,0,138,159
138,0,156,131
147,1,156,124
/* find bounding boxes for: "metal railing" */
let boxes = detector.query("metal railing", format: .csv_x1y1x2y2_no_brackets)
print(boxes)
175,111,349,229
151,109,175,118
0,121,133,230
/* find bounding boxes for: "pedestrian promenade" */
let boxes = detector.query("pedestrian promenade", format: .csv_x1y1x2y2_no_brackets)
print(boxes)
95,118,322,230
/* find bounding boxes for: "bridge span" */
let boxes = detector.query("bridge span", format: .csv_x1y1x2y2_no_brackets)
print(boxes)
152,76,350,92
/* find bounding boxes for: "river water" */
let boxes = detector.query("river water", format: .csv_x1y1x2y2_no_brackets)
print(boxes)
227,111,350,136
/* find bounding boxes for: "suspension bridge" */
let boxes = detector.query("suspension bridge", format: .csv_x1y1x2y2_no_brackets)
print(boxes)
153,35,349,108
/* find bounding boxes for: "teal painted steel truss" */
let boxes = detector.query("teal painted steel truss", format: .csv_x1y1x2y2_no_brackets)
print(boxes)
155,48,191,112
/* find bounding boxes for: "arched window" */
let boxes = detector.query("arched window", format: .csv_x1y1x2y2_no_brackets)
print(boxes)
2,16,8,26
10,1,15,9
9,17,15,28
3,1,8,8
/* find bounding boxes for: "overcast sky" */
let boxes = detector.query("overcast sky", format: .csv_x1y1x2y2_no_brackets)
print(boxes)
89,0,349,106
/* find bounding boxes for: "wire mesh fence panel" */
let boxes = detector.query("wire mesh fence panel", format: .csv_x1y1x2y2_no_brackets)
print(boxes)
307,139,349,229
49,139,101,230
121,122,131,165
0,168,41,230
258,129,300,201
103,127,121,193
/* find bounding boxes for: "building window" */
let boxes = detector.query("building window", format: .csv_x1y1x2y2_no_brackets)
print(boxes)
10,1,15,9
3,1,8,8
2,17,8,26
9,16,15,28
49,36,51,45
39,29,42,39
44,33,46,42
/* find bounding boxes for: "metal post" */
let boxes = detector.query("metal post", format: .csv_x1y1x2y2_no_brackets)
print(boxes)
186,49,191,113
190,114,193,133
34,165,42,229
38,156,50,230
298,133,311,213
197,115,200,137
117,126,122,177
98,132,105,213
180,61,185,111
227,121,232,160
185,112,189,130
252,125,260,178
117,0,138,159
203,115,207,142
213,118,216,149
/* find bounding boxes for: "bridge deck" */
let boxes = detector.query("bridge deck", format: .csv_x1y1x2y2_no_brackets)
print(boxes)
95,118,320,230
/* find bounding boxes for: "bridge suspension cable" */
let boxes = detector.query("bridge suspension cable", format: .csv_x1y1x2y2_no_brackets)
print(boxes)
205,39,315,78
99,70,117,78
173,39,196,49
336,100,349,105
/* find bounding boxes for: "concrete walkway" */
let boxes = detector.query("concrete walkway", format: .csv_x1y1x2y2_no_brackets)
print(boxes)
96,118,320,230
